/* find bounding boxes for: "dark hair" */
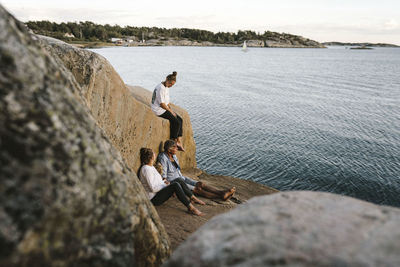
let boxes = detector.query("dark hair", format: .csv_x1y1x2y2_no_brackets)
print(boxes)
140,148,154,165
163,139,177,152
137,148,154,177
166,71,177,82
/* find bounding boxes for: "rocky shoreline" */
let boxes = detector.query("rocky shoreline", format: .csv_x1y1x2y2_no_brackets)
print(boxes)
0,6,278,266
74,37,325,49
2,4,400,266
119,38,325,48
26,20,326,49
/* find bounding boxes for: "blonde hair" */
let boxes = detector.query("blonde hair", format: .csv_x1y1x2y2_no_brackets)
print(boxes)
155,162,163,175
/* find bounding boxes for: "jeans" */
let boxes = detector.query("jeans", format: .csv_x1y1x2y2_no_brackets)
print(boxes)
183,177,198,190
159,110,183,139
151,178,193,207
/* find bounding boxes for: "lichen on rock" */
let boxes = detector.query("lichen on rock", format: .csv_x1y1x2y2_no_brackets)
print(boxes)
0,4,170,266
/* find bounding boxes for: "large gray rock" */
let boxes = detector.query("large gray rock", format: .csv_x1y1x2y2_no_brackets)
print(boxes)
0,5,170,266
37,35,197,173
165,191,400,267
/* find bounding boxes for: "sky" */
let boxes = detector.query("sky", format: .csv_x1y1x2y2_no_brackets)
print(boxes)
1,0,400,45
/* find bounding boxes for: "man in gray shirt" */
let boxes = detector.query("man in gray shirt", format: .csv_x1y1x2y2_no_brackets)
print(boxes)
158,140,236,200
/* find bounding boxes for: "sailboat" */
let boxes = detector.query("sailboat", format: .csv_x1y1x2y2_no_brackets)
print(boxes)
242,40,248,52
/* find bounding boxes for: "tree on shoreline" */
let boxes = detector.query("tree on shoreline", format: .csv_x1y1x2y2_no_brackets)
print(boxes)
26,20,319,46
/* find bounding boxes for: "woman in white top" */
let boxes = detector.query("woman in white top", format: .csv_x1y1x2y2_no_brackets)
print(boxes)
151,71,185,151
138,148,204,216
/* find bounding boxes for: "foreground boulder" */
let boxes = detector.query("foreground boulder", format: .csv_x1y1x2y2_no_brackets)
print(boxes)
0,5,169,266
165,191,400,267
38,36,196,172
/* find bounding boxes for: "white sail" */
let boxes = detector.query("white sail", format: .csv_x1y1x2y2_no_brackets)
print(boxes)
242,40,248,52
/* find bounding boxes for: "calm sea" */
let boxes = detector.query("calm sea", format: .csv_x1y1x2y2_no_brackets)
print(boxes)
90,46,400,207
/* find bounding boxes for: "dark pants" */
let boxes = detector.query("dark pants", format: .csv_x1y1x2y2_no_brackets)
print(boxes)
151,178,193,207
159,110,183,139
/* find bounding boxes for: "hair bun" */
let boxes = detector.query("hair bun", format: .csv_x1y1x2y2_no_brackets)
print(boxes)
166,72,177,81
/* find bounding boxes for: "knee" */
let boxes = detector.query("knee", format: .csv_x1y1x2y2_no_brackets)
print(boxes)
171,181,182,189
193,187,202,194
175,177,185,185
195,181,203,188
170,182,179,188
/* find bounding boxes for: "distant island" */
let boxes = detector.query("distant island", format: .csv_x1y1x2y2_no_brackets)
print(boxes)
350,46,373,50
322,42,399,47
26,20,325,48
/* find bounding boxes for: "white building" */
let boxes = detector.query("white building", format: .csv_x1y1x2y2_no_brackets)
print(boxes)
64,33,75,38
111,38,123,43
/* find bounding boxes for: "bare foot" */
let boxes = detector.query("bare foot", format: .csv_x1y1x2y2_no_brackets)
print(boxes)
222,187,236,201
191,196,206,205
188,204,204,216
176,142,185,152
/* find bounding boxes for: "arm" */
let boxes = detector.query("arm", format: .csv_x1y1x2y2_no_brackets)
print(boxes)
160,103,176,116
142,167,165,193
158,154,169,180
158,85,176,116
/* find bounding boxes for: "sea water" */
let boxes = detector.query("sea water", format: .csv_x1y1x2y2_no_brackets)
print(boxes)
90,46,400,207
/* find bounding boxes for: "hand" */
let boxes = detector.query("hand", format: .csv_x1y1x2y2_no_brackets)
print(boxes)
164,179,170,185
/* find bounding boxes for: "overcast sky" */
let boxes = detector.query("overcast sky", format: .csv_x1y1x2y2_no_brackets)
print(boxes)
2,0,400,44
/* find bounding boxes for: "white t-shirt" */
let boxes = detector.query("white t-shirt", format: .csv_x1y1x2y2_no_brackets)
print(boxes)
139,165,167,199
151,83,170,116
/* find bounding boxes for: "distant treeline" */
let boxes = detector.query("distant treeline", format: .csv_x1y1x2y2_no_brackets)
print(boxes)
26,20,308,44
